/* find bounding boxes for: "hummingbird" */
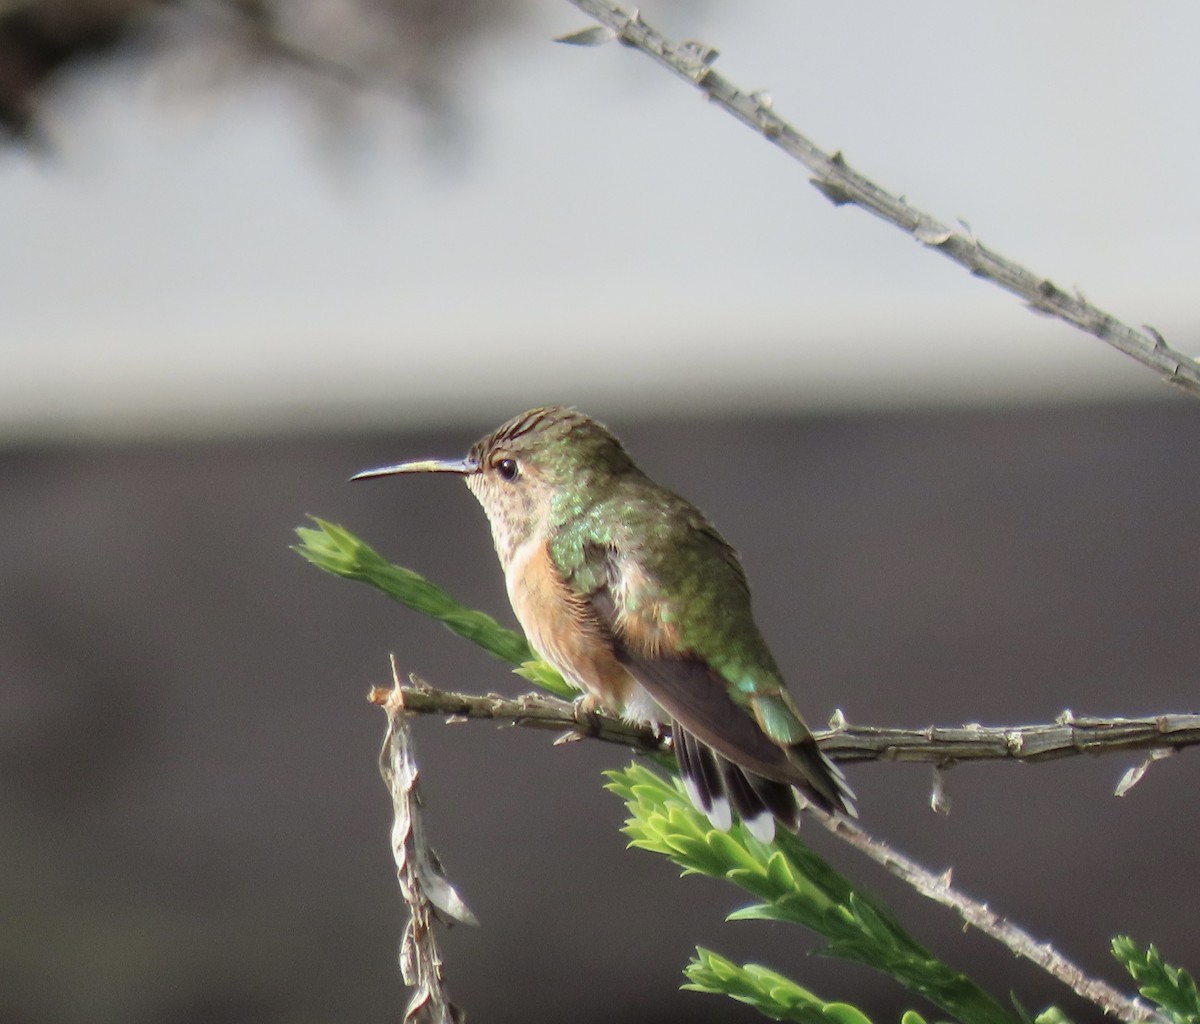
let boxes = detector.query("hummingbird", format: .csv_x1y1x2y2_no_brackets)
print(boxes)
353,406,855,841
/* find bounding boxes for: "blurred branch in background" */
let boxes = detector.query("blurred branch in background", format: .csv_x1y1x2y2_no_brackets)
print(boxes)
0,0,522,144
558,0,1200,397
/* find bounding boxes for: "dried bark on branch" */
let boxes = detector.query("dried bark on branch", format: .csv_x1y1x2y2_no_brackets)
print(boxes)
396,682,1198,777
375,663,477,1024
390,678,1184,1022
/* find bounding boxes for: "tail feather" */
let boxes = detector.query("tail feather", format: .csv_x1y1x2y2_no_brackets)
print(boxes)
716,755,780,842
676,726,731,831
744,771,801,828
786,736,858,818
673,722,855,841
751,693,857,818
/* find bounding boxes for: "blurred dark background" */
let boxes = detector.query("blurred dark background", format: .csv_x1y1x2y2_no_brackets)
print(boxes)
2,1,1199,1022
4,403,1198,1024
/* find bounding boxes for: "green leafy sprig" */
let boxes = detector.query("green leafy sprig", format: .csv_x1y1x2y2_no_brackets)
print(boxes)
684,946,931,1024
607,762,1019,1024
294,518,576,698
1113,938,1199,1024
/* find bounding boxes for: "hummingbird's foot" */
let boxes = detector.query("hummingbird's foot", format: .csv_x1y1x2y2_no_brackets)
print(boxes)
571,692,605,717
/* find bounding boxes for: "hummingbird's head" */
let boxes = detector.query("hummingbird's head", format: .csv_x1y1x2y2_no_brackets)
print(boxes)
352,406,636,566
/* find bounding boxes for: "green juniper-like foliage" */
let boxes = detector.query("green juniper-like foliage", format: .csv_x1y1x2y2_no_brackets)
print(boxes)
294,518,576,697
684,947,931,1024
1112,938,1199,1024
296,519,1194,1024
607,762,1018,1024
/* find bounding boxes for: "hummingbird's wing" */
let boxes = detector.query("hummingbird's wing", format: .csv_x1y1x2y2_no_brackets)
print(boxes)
576,542,856,837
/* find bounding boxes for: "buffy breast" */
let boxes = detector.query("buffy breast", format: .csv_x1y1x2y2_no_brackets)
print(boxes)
505,536,646,718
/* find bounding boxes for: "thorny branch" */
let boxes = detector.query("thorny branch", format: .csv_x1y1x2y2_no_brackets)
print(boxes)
394,678,1193,1024
398,682,1199,782
812,808,1158,1024
557,0,1200,398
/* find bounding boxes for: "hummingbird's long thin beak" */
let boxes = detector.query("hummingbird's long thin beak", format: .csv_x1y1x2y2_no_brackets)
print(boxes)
350,458,475,481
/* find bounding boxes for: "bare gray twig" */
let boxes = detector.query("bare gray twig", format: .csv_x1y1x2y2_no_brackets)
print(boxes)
395,680,1186,1021
398,683,1198,784
400,677,1180,1022
400,678,667,753
558,0,1200,397
812,809,1159,1023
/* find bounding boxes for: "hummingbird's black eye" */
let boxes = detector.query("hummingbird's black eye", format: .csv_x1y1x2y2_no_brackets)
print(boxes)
496,458,519,481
